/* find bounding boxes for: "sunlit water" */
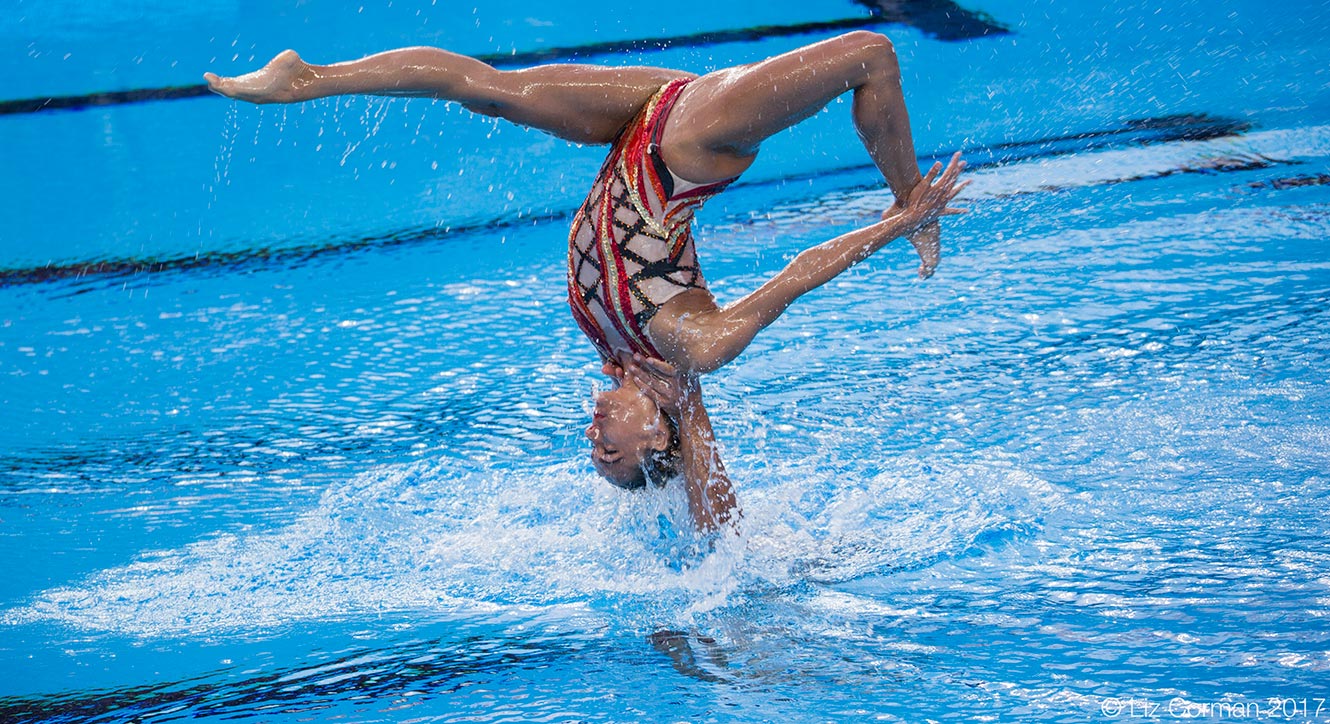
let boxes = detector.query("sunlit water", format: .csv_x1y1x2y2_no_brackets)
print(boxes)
3,0,1330,721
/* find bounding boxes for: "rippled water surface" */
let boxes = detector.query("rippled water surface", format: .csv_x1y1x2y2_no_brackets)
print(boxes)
3,0,1329,721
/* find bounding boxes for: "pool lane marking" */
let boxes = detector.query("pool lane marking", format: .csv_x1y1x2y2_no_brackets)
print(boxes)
0,8,1009,117
0,113,1254,291
0,207,570,289
749,114,1256,194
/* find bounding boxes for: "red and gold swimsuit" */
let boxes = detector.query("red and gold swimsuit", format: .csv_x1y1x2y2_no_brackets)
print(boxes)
567,78,733,361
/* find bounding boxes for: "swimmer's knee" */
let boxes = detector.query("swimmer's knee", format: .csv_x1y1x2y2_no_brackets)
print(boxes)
842,30,900,82
452,64,510,107
843,29,896,56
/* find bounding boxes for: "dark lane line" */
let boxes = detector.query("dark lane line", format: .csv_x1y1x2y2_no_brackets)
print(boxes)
0,114,1249,292
0,83,215,115
0,4,1008,117
0,209,569,290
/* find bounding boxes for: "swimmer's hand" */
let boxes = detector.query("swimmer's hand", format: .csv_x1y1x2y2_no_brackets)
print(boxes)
886,152,969,278
625,354,699,422
601,358,625,382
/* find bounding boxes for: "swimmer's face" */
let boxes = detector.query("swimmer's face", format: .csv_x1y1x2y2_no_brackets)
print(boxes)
585,360,669,489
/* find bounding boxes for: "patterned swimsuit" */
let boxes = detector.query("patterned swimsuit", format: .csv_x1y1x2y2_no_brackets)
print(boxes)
567,78,733,361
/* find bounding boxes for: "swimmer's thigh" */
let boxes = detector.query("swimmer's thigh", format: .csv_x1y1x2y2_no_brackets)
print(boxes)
660,31,897,181
476,64,695,145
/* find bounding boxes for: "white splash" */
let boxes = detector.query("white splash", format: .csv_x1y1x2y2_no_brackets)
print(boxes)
3,452,1059,639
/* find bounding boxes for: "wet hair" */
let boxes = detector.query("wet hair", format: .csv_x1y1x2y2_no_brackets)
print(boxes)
612,414,681,491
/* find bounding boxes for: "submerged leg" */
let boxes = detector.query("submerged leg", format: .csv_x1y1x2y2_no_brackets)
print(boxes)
205,47,692,145
660,31,941,277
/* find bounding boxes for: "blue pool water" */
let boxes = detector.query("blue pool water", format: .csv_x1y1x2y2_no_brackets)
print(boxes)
3,0,1329,721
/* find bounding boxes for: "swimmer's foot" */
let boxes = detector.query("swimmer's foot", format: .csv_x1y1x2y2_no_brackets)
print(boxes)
204,50,313,104
907,221,941,279
884,179,942,279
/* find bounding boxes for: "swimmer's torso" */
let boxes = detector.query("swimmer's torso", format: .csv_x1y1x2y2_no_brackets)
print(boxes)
567,78,732,361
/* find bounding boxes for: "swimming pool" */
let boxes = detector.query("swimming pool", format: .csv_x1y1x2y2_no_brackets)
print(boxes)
3,0,1329,720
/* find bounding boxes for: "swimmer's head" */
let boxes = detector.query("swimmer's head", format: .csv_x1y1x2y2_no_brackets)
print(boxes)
585,360,680,489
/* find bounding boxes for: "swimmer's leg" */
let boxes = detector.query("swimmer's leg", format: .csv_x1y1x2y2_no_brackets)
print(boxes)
204,48,691,145
661,31,940,277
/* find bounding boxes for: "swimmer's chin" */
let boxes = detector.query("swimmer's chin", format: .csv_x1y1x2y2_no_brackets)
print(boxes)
593,460,649,490
604,475,648,491
595,457,676,491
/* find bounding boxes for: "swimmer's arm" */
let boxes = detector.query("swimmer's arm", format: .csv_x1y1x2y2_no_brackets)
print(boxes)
674,383,739,534
627,357,739,534
653,154,967,374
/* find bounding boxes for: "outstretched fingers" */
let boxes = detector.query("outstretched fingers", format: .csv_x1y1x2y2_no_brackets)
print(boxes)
937,178,972,216
933,152,965,193
915,154,967,218
898,152,967,278
921,159,943,185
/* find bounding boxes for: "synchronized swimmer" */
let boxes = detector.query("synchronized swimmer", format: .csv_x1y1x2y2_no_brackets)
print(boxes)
206,31,967,534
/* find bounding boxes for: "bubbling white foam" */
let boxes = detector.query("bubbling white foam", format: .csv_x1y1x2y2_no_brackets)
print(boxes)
3,452,1059,638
